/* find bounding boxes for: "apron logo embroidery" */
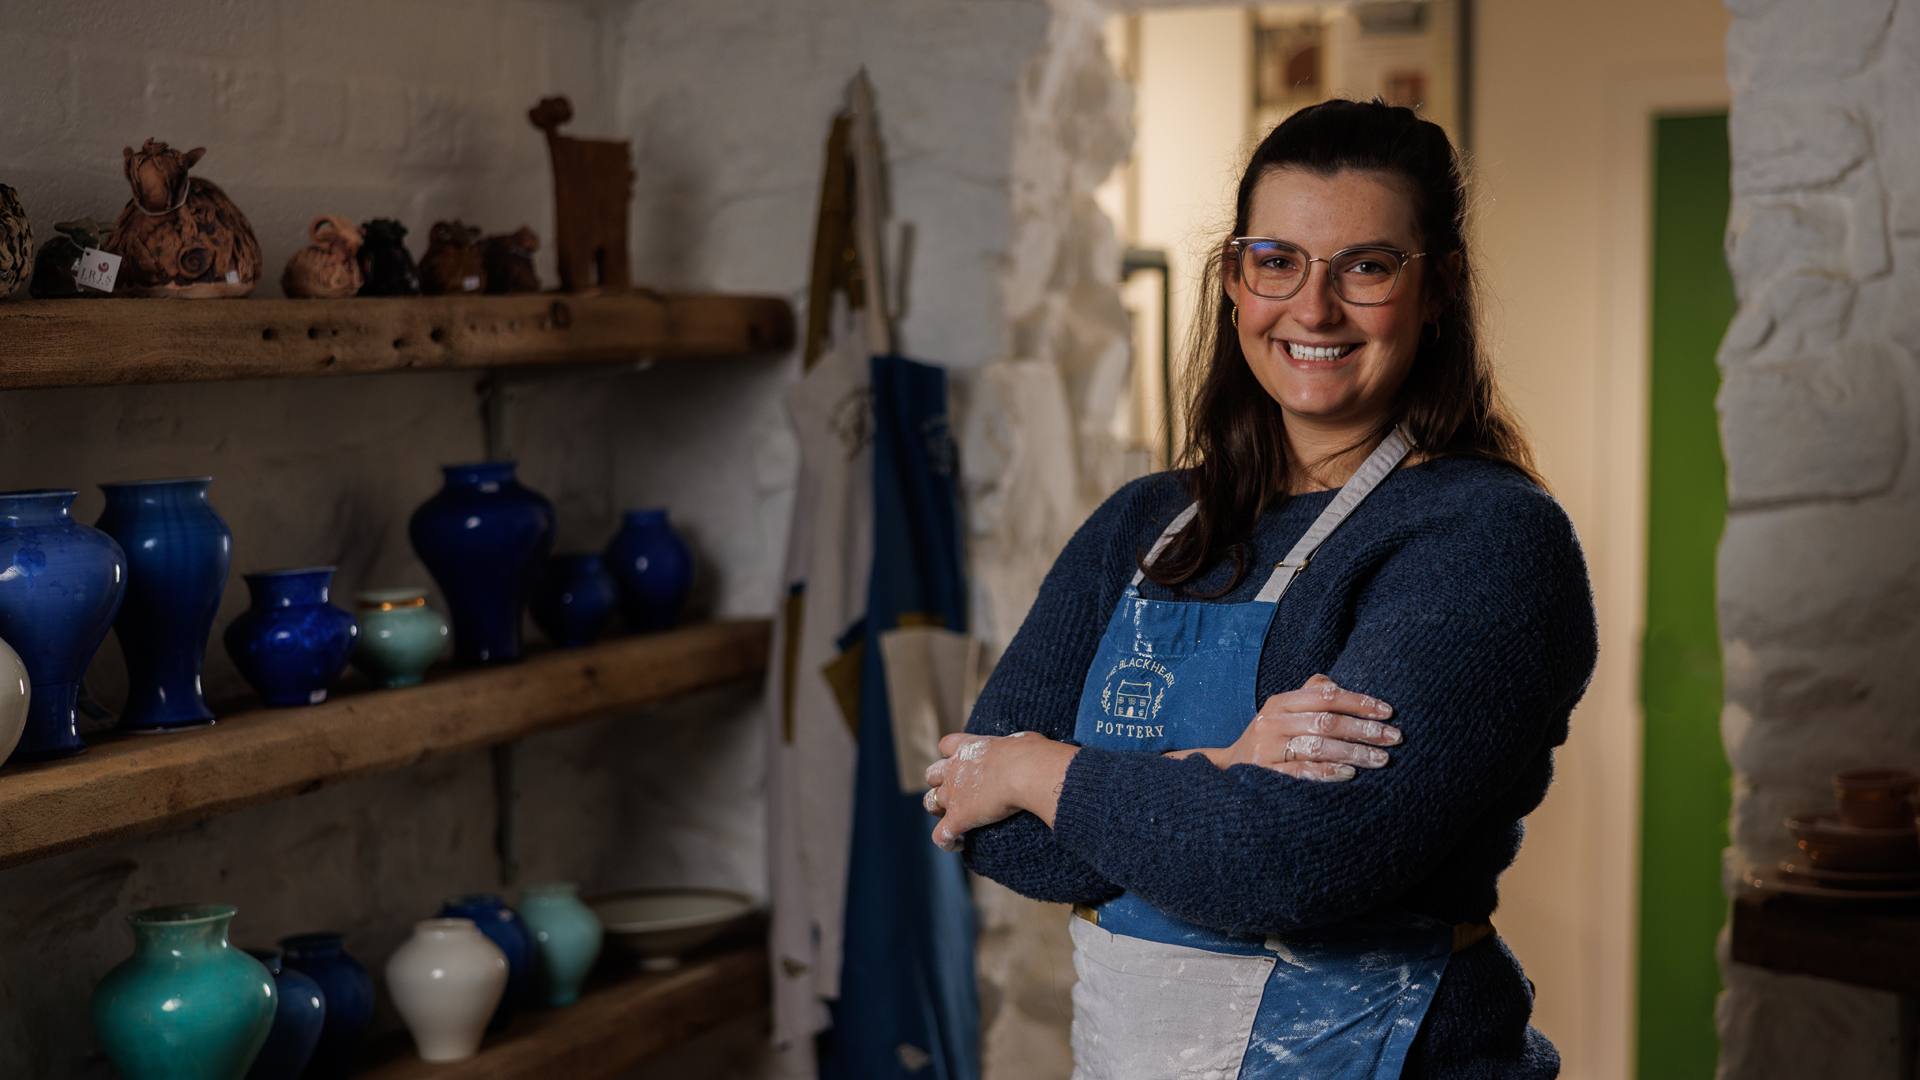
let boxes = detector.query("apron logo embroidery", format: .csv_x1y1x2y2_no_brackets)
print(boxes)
1096,656,1174,737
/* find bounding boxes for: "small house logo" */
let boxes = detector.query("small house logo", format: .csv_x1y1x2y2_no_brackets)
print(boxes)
1111,680,1155,719
1094,656,1176,741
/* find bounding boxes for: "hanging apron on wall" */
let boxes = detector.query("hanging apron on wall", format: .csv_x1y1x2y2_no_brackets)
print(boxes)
1067,431,1481,1080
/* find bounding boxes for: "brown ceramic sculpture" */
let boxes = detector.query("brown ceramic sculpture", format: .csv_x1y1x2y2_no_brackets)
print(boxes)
529,97,633,292
30,219,114,299
357,218,421,297
0,184,30,299
482,226,541,294
418,221,484,296
283,216,365,299
106,139,262,298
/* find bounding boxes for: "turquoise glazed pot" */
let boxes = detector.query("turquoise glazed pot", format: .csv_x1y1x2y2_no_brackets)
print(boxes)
519,882,604,1007
91,904,275,1080
352,588,449,688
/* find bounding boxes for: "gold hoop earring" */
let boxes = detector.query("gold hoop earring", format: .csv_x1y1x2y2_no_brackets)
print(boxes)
1231,305,1239,329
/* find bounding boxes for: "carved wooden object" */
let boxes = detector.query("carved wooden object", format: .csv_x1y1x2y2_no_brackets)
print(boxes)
529,97,635,292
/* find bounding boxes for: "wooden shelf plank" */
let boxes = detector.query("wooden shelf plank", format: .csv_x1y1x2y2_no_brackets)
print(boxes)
361,946,768,1080
1730,894,1920,995
0,619,770,869
0,293,794,390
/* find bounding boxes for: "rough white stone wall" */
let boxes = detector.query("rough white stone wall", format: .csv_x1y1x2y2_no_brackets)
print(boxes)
1718,0,1920,1074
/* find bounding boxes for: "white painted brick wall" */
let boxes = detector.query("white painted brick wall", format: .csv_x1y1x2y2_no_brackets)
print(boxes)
1719,0,1920,1074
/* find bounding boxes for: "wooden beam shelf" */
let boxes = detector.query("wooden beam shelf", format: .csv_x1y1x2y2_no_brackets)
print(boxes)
0,292,795,390
0,619,771,870
1730,894,1920,995
361,945,768,1080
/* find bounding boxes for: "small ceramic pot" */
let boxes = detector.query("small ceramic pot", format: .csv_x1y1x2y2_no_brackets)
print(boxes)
242,948,327,1080
223,568,358,707
0,183,31,299
386,918,508,1062
279,932,375,1080
438,893,532,1033
529,553,618,649
0,635,30,764
357,218,420,297
31,218,112,299
92,904,275,1080
96,477,232,733
520,882,604,1008
418,220,484,296
604,509,694,634
0,489,128,762
1835,768,1920,829
481,226,541,294
409,463,554,666
282,215,364,299
352,588,449,688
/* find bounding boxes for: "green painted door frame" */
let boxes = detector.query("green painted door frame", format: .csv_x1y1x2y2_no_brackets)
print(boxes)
1636,112,1734,1080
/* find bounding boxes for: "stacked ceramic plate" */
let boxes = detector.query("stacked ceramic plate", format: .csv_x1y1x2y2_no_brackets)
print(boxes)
1746,769,1920,901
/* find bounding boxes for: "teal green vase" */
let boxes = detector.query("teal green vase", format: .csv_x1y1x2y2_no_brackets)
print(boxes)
352,588,450,688
520,882,603,1007
92,904,276,1080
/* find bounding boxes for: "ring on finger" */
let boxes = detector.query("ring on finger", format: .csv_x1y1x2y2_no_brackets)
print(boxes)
1283,745,1295,763
923,788,942,813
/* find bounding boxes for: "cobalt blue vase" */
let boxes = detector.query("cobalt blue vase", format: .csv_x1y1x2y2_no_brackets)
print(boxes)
242,948,326,1080
223,569,357,707
604,509,693,633
279,932,374,1080
529,553,617,648
96,478,232,733
0,488,127,763
409,463,554,666
438,893,532,1033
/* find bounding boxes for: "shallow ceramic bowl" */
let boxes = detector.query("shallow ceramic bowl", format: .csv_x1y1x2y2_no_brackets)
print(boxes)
586,888,756,971
1786,808,1920,871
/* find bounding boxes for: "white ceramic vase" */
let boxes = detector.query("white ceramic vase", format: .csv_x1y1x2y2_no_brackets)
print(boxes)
0,634,30,763
385,917,508,1062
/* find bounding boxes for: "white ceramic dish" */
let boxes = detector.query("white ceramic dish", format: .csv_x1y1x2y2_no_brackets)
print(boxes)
587,888,756,971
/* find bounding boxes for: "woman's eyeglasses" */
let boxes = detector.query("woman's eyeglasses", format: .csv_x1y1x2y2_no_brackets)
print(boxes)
1229,238,1426,306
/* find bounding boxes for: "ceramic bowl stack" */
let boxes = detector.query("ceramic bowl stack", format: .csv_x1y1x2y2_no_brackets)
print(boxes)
1750,768,1920,901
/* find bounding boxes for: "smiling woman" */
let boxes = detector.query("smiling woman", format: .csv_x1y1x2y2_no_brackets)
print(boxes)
921,99,1597,1080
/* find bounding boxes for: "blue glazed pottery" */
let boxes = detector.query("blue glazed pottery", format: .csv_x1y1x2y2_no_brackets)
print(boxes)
279,932,374,1080
92,904,275,1080
529,553,617,649
96,477,232,733
352,588,449,688
223,569,357,707
242,948,326,1080
409,462,554,666
519,882,604,1008
604,509,693,633
0,489,127,763
438,893,532,1032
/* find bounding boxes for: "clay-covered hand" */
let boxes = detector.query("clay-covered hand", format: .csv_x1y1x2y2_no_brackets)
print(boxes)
923,731,1080,853
1168,674,1400,782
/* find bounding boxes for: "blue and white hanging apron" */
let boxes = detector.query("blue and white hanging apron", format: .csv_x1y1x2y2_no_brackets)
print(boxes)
1067,431,1486,1080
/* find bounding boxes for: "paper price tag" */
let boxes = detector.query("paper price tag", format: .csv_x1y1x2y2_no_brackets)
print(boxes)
75,249,121,293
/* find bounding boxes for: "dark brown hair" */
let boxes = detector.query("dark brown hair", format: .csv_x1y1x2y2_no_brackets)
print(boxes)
1143,97,1539,592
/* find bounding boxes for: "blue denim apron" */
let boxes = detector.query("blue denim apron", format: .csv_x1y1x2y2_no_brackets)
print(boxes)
1068,431,1456,1080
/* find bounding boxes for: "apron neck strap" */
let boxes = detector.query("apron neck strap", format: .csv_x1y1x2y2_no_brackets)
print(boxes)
1253,427,1412,603
1127,427,1413,597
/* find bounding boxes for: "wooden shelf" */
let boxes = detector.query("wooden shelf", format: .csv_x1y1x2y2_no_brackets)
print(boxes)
1730,893,1920,995
0,292,794,390
0,619,770,870
361,945,767,1080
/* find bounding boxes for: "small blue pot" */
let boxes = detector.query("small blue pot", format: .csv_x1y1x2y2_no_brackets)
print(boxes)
529,553,617,648
241,948,326,1080
409,462,554,665
96,478,232,733
278,932,374,1080
0,488,127,762
438,893,532,1033
223,569,357,707
604,509,693,633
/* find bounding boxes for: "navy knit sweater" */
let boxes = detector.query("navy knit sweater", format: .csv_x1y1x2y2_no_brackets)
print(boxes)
962,457,1598,1079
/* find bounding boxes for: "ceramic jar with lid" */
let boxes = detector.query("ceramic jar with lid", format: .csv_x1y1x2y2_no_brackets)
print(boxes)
352,588,449,688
